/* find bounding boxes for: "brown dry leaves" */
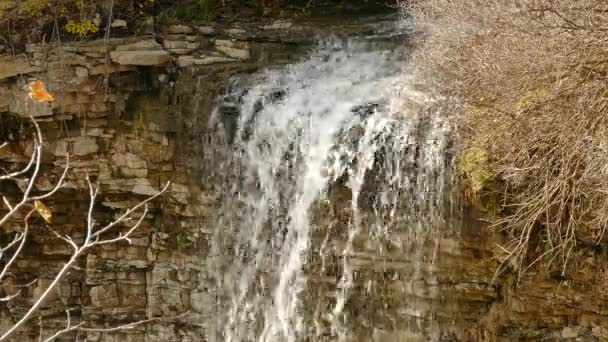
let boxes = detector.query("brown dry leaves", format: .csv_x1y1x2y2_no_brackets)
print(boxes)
407,0,608,276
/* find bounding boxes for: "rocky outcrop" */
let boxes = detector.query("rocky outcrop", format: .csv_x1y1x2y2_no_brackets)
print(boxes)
0,12,607,342
0,15,402,342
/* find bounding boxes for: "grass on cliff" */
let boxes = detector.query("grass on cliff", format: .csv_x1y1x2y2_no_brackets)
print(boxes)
404,0,608,277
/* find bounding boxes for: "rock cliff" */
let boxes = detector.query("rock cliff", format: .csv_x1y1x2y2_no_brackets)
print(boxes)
0,10,607,342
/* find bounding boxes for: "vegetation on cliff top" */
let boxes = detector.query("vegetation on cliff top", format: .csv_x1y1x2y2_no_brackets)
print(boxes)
0,0,389,52
405,0,608,277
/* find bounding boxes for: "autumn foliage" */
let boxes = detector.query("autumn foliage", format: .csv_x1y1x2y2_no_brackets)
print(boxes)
29,80,55,102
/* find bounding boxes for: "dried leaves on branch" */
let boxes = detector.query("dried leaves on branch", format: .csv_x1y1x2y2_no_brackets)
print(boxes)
405,0,608,276
0,81,175,340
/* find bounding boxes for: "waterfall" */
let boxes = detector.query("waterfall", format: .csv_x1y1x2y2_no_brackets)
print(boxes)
207,20,454,342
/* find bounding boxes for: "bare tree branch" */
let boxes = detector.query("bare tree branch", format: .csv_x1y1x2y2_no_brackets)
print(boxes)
0,146,37,181
0,81,172,341
41,311,190,342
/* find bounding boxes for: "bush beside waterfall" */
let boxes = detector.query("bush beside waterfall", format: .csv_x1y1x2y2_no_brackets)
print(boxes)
405,0,608,276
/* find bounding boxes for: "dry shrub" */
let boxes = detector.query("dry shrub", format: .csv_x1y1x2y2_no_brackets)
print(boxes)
404,0,608,276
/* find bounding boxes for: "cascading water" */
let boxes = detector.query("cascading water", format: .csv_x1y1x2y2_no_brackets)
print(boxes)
207,19,455,342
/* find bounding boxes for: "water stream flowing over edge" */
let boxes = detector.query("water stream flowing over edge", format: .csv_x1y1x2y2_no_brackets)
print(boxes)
205,19,456,341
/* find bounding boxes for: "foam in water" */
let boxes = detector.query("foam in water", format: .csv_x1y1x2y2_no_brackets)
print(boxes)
208,26,451,342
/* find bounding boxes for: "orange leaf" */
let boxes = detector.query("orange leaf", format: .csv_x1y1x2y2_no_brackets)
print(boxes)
29,81,55,102
34,200,53,224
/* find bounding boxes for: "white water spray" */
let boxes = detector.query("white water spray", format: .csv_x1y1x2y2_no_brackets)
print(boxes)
209,22,452,342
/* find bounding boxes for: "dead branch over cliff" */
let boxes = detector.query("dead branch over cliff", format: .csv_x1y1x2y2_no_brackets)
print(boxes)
405,0,608,277
0,81,175,340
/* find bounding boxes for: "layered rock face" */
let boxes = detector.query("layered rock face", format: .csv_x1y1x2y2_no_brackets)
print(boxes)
0,14,403,342
0,11,607,342
0,17,315,342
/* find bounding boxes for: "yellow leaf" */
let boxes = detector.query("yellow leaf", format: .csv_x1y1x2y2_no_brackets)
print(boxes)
29,80,54,102
34,200,53,223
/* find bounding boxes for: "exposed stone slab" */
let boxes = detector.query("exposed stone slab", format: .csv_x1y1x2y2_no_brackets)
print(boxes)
263,20,293,30
71,136,99,156
0,55,44,80
10,86,54,117
90,284,120,308
195,56,236,64
109,50,171,66
177,56,194,68
225,28,247,35
112,152,147,169
114,39,163,51
162,40,188,49
197,26,216,35
111,19,128,28
177,55,236,67
215,40,250,60
88,63,136,75
167,25,194,34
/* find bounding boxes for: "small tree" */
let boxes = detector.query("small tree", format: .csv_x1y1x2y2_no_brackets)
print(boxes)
0,80,175,341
